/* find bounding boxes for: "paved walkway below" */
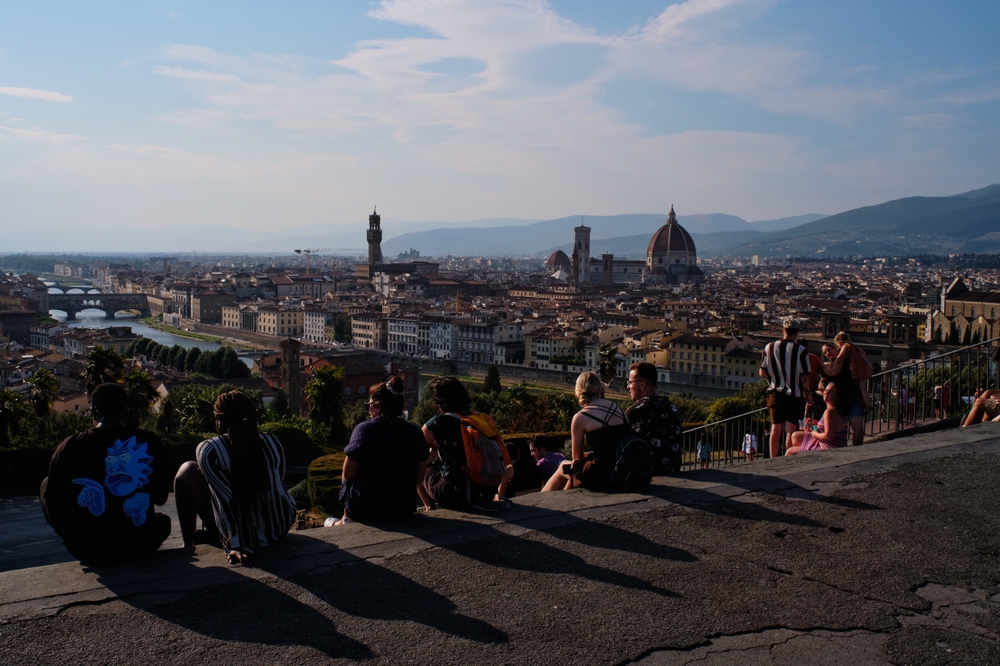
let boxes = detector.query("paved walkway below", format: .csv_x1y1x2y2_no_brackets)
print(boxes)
0,496,184,572
3,424,1000,665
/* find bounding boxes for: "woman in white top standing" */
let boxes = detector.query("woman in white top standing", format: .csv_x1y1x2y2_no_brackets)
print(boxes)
543,372,630,492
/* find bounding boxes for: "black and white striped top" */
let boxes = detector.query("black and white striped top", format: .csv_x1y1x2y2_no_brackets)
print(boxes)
196,432,296,555
760,339,811,398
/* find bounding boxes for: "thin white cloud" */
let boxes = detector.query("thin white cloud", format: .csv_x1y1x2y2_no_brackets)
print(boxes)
0,125,86,144
108,144,186,156
153,66,243,86
0,86,73,103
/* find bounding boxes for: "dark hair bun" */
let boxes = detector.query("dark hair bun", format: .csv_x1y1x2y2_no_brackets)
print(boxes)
387,374,404,394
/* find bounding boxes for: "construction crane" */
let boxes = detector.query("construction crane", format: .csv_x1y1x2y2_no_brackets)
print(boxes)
294,247,363,275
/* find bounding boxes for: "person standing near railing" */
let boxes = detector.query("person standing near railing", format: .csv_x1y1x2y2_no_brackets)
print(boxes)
759,317,811,459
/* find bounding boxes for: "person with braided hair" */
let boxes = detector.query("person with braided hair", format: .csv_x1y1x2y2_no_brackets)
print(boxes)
334,375,429,525
173,390,295,565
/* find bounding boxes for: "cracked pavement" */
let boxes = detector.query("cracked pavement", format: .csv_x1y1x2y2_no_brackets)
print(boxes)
2,425,1000,664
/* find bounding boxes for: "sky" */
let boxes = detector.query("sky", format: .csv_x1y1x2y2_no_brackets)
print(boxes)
1,0,999,247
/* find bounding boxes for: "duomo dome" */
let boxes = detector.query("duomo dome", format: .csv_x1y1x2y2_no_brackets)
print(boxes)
645,205,701,283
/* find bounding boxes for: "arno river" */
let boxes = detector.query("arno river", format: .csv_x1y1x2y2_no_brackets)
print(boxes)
48,285,253,367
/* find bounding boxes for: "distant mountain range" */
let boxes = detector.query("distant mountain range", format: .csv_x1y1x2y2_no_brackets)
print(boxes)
715,184,1000,257
7,185,996,257
380,212,825,258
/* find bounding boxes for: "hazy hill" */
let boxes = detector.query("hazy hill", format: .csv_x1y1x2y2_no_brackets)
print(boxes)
749,213,827,232
712,185,1000,257
542,230,769,260
380,212,757,257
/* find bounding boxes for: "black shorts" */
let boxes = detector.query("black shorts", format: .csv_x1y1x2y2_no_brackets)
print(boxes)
423,462,495,510
767,392,805,426
577,459,613,491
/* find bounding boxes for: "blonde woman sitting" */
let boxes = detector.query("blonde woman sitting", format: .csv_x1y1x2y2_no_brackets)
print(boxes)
543,372,631,492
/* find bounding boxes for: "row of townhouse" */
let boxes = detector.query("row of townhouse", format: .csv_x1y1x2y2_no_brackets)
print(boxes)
667,334,763,389
359,311,526,363
29,325,140,359
220,302,310,338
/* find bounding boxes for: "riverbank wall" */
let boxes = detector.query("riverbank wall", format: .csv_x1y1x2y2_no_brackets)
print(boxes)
164,322,735,400
370,352,736,400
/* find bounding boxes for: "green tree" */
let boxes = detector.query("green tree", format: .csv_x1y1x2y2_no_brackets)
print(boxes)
156,398,177,433
343,397,370,432
185,347,202,372
27,369,61,417
134,337,151,355
705,396,753,423
220,347,249,378
81,346,125,395
157,345,172,366
265,389,290,422
671,394,711,425
169,345,187,370
410,383,438,425
735,379,769,411
193,351,212,375
0,389,27,447
207,349,224,378
598,342,620,386
948,321,959,345
124,368,158,428
333,314,352,343
483,365,502,392
304,365,347,445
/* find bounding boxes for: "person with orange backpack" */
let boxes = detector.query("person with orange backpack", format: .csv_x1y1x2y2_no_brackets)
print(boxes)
419,377,513,511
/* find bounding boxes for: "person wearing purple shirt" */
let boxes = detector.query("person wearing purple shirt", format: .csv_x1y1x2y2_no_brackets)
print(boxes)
529,438,565,484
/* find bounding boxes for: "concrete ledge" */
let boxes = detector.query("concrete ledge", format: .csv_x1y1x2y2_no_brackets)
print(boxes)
4,422,999,625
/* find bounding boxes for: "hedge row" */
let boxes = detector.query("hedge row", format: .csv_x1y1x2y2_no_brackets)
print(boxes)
259,422,325,467
307,452,346,517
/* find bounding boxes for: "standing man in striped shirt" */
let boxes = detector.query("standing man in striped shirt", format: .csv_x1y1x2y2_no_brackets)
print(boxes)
759,318,811,459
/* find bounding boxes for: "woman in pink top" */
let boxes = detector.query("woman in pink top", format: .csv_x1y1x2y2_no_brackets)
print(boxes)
786,382,851,455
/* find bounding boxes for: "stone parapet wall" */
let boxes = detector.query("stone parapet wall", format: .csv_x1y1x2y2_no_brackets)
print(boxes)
186,321,296,348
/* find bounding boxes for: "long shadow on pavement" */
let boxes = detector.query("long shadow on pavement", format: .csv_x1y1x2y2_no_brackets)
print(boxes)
643,468,882,528
260,533,509,646
94,550,373,660
378,511,685,599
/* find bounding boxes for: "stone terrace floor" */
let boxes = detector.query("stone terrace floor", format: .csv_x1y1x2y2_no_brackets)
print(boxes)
3,425,1000,665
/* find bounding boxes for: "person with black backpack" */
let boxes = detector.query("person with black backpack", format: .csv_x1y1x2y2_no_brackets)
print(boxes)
624,362,683,474
542,372,652,493
419,377,513,511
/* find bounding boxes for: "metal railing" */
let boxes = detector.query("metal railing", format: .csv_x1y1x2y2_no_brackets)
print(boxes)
677,336,1000,471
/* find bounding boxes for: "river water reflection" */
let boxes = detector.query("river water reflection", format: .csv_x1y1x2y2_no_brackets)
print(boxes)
52,310,254,368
